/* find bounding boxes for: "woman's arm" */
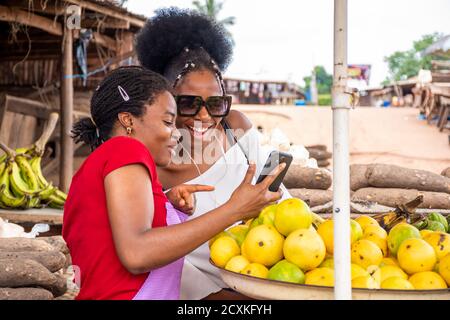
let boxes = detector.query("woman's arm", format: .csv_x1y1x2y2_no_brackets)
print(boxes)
105,163,283,275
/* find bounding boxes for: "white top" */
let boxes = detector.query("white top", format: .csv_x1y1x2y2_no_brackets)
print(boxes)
180,127,291,300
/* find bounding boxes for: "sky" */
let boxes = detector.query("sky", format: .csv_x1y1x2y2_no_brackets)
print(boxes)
125,0,450,88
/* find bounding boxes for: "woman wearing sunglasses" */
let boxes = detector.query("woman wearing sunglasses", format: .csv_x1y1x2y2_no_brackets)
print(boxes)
64,67,283,300
136,8,292,300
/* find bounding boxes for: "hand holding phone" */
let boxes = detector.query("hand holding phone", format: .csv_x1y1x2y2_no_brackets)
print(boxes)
256,151,293,192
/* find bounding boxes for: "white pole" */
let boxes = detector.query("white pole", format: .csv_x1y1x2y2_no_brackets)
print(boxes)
332,0,352,300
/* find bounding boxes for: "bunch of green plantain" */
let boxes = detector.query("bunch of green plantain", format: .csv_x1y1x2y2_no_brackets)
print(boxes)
0,144,67,210
413,212,449,233
0,113,66,210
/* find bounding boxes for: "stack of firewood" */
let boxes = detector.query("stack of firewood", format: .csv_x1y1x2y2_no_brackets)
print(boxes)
284,165,333,208
0,236,69,300
350,164,450,210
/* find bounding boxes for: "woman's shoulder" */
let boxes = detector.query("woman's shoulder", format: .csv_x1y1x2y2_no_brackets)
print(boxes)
225,110,252,132
99,136,149,152
92,136,156,175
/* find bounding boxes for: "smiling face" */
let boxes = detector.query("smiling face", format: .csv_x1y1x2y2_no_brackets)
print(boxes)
131,91,178,167
174,69,224,144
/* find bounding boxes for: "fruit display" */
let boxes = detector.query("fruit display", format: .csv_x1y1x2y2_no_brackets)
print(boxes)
0,113,66,210
209,197,450,291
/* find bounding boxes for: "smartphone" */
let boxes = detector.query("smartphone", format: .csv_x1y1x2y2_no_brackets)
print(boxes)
255,151,293,192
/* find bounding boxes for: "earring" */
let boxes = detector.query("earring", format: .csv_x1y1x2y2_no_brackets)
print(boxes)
126,127,132,136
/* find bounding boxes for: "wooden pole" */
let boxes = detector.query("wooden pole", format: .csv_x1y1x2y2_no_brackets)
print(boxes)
60,23,74,193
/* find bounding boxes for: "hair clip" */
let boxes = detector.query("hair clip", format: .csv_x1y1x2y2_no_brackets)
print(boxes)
117,85,130,101
184,47,190,52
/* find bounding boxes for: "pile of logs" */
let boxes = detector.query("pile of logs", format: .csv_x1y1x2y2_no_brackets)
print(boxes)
284,163,450,213
350,164,450,210
305,145,332,168
442,167,450,179
0,236,69,300
284,165,333,208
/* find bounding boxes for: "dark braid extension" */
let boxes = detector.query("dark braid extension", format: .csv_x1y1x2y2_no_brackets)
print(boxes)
172,57,196,89
71,66,171,150
210,58,227,95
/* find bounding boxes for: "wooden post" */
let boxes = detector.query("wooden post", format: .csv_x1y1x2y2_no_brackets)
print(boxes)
112,31,134,69
60,23,74,193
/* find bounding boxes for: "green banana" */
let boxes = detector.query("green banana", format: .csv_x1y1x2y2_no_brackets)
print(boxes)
48,193,65,209
9,161,39,196
48,193,65,206
48,203,64,210
30,155,67,206
38,183,56,200
15,147,32,156
0,161,5,177
0,138,66,210
54,189,67,201
29,156,49,188
0,168,26,208
15,155,39,190
24,195,40,209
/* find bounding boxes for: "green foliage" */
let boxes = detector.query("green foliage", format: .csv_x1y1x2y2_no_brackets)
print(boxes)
303,66,333,95
383,33,443,84
192,0,236,45
318,94,332,106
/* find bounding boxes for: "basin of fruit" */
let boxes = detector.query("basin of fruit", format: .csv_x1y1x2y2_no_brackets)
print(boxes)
209,198,450,300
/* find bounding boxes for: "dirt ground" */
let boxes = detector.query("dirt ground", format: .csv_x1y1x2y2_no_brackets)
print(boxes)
235,105,450,174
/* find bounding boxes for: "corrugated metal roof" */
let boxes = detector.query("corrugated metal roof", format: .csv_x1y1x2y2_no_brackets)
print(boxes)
423,35,450,57
84,0,147,22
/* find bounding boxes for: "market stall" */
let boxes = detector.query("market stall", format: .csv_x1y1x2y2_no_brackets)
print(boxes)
208,0,450,300
0,0,146,300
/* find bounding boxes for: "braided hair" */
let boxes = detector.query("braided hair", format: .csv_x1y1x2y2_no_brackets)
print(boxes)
72,66,171,150
135,7,233,93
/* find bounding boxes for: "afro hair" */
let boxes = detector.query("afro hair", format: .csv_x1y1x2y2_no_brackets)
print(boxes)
135,7,233,75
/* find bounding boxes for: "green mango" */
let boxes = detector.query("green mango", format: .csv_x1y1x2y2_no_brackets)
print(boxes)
425,220,446,232
428,212,448,232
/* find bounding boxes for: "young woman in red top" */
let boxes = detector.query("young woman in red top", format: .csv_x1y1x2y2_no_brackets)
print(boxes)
63,67,284,300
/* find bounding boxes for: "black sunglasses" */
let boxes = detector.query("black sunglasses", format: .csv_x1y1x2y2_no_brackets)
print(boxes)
174,95,232,117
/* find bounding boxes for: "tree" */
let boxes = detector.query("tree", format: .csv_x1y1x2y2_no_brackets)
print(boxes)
303,66,333,94
192,0,236,44
383,33,443,85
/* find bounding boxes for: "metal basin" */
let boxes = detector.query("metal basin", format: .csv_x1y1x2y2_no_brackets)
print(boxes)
213,263,450,300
